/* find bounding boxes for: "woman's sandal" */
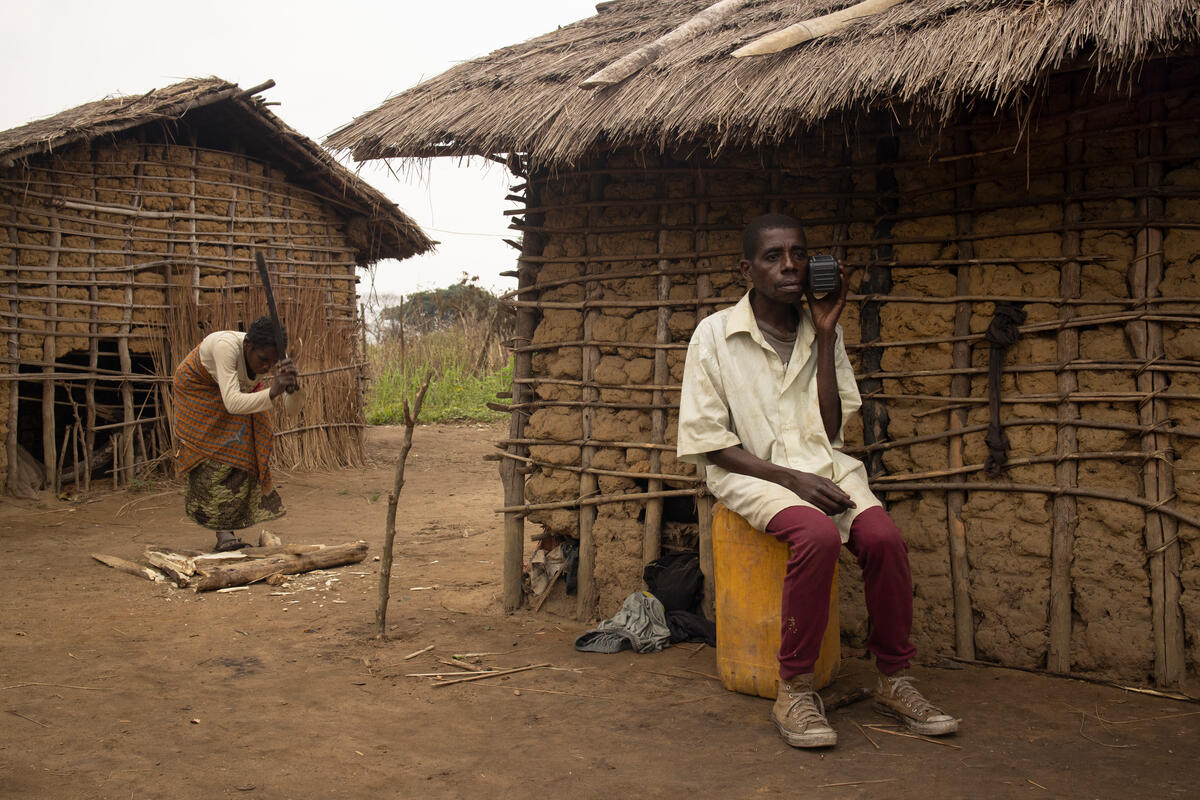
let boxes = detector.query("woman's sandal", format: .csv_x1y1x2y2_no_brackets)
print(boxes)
214,530,248,552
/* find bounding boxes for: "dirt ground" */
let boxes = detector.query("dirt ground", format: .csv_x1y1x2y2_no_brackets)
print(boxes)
1,423,1198,799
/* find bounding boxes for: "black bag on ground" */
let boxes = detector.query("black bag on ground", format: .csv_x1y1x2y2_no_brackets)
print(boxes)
642,551,703,614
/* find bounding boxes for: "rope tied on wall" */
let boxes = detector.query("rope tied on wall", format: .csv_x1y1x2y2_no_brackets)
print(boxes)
984,303,1027,478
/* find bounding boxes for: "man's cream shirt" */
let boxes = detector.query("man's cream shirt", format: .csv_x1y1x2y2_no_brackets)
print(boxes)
677,292,879,540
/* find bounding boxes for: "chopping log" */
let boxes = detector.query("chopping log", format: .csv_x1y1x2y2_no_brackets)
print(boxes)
146,549,199,586
191,541,369,591
92,553,167,583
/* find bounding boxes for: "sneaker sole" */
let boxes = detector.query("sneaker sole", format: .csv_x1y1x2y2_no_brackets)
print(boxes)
873,703,959,736
770,713,838,748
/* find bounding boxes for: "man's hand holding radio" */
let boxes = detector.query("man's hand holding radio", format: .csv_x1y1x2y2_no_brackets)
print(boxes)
804,253,849,335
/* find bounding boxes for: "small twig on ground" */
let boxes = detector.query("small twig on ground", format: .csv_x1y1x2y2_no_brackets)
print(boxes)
6,710,50,727
817,779,896,788
402,644,434,660
862,724,962,750
1090,709,1200,726
669,693,726,706
3,682,111,691
1027,779,1048,790
677,667,720,681
116,489,178,517
1077,715,1132,749
438,658,481,672
432,663,551,687
406,671,495,678
854,721,880,749
943,656,1199,703
466,683,616,701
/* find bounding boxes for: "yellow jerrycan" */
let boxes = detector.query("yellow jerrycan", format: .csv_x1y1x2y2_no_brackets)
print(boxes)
712,503,840,699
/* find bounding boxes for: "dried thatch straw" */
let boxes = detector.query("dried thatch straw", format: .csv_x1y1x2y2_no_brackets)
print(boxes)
155,280,367,474
327,0,1200,166
1,77,434,263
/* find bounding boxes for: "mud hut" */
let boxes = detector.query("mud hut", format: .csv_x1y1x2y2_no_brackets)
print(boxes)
1,77,433,498
329,0,1200,686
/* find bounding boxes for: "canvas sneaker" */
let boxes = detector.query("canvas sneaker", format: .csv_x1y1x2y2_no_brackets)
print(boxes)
771,674,837,748
874,674,959,736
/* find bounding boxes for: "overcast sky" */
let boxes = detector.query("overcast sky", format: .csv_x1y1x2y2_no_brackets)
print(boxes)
1,0,600,308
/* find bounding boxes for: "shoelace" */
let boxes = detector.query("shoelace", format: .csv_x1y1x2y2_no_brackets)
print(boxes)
783,688,828,727
887,676,939,717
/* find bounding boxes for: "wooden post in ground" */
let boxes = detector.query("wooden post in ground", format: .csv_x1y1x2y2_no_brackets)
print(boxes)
502,172,543,612
1131,68,1184,686
375,371,432,639
41,214,61,488
861,135,897,479
643,171,672,565
946,129,976,660
576,172,607,621
693,171,714,617
1048,107,1084,674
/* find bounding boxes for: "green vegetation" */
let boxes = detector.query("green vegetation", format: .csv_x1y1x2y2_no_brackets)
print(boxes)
364,281,512,425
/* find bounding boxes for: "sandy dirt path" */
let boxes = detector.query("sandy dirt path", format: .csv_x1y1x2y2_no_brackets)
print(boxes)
1,423,1197,799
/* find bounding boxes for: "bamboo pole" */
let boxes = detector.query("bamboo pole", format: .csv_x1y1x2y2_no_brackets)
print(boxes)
4,221,17,496
492,447,698,483
1131,72,1185,687
41,213,61,486
860,136,898,477
497,487,701,515
694,170,715,619
576,172,605,621
946,129,975,660
1048,110,1084,674
732,0,905,57
874,481,1200,532
85,158,99,494
643,175,672,564
115,149,145,486
581,0,754,88
509,214,1190,264
502,174,543,612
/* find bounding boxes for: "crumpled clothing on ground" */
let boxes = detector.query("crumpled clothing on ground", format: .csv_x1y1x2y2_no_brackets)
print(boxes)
574,590,671,654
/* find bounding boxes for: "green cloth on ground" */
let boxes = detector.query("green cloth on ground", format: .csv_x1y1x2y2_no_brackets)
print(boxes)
184,458,284,530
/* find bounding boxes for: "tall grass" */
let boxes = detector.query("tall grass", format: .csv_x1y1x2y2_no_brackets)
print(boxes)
365,321,510,425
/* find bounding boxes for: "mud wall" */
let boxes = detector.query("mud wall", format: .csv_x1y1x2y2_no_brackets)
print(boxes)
0,136,365,492
508,62,1200,683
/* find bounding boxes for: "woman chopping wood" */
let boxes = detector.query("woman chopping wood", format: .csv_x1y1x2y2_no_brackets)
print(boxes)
173,316,302,551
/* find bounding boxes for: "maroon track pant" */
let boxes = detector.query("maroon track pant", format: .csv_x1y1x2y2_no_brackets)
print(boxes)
766,505,917,680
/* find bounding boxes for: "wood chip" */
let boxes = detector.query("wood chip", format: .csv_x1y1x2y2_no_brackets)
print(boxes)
402,644,435,660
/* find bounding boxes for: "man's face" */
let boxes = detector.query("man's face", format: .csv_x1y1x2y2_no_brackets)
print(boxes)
245,343,279,376
740,225,808,304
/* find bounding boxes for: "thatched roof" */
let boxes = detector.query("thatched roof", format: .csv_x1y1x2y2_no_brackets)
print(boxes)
328,0,1200,166
0,77,434,263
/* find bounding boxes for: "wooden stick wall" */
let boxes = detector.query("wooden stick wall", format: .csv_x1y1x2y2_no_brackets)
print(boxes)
496,80,1198,683
0,139,368,492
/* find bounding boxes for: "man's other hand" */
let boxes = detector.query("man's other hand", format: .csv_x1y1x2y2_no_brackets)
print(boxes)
780,469,855,516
